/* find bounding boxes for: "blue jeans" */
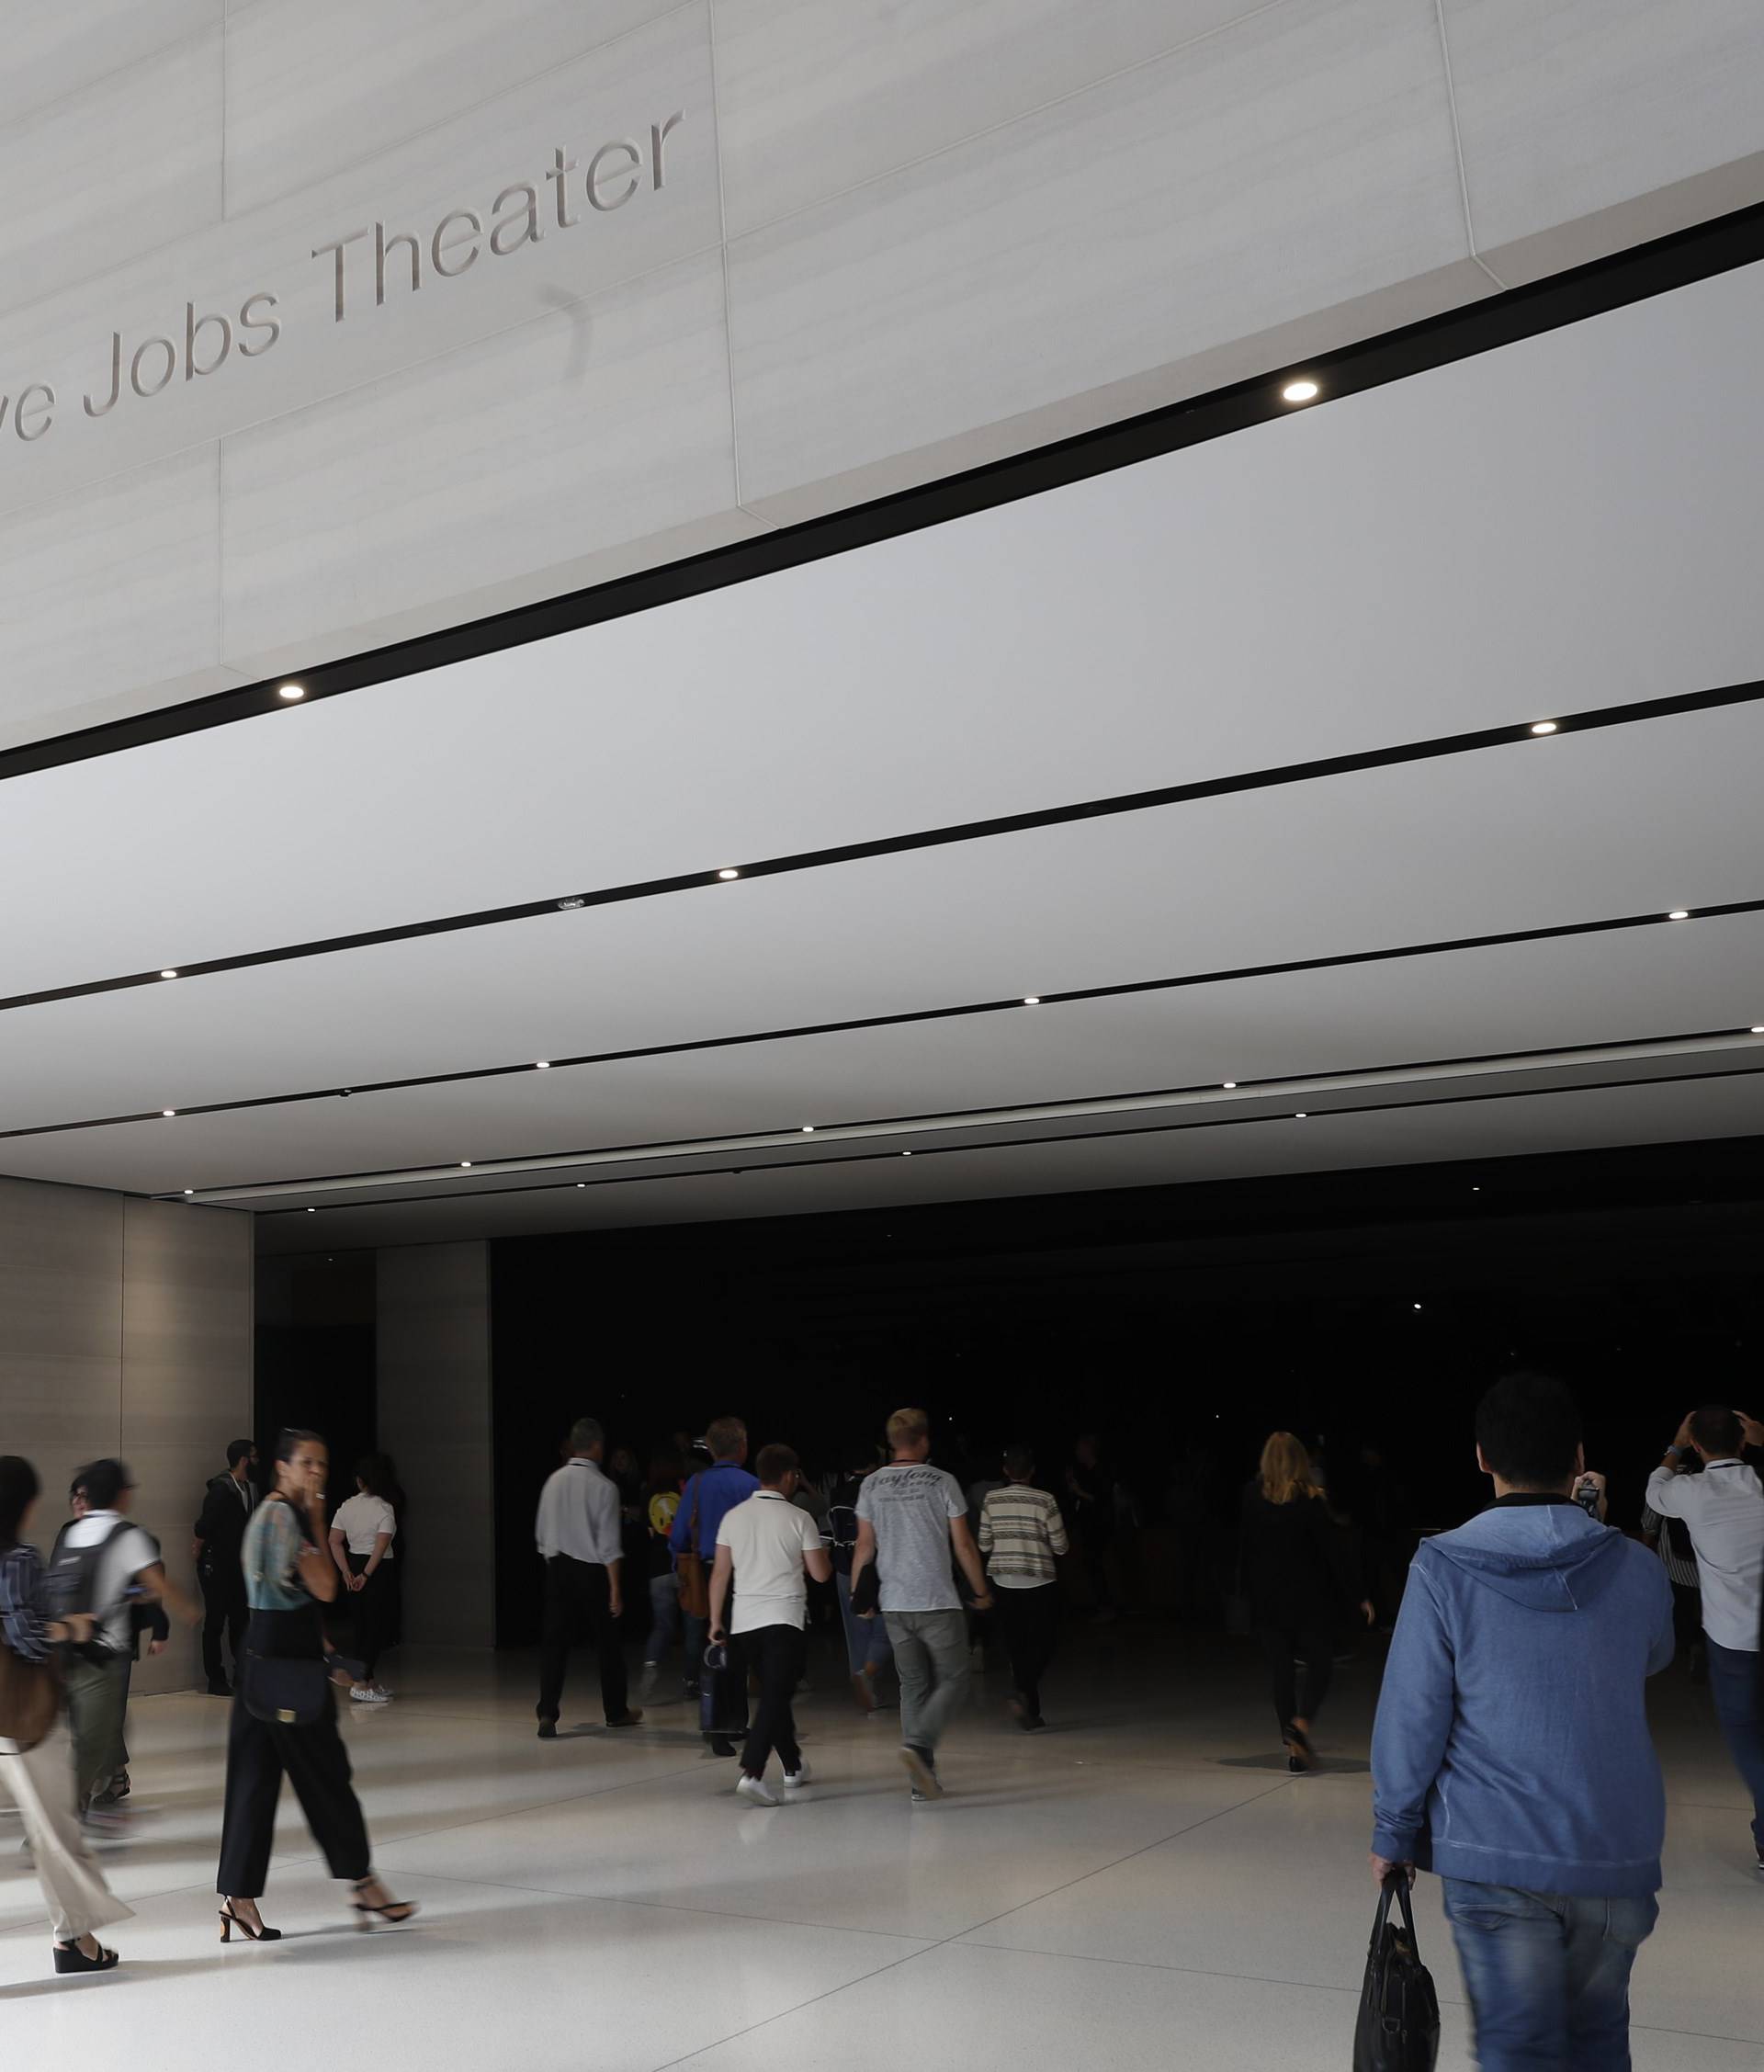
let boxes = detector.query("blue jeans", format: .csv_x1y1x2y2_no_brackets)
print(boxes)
1704,1638,1764,1851
1442,1881,1657,2070
836,1569,893,1681
643,1572,680,1666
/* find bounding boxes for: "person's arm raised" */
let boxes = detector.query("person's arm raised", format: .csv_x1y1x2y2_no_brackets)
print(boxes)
295,1499,340,1602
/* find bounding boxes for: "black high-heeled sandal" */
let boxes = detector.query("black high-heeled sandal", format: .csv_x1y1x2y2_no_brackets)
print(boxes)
350,1876,418,1928
53,1938,119,1974
219,1901,281,1942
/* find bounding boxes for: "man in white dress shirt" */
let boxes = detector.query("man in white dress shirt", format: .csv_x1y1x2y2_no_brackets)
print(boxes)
1646,1405,1764,1874
534,1419,643,1739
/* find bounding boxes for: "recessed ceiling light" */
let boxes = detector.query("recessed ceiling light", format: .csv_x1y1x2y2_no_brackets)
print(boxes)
901,1150,912,1157
1023,996,1041,1007
162,1108,176,1117
460,1160,472,1168
1752,1025,1764,1036
717,868,740,881
1222,1081,1237,1090
1412,1303,1423,1311
277,683,305,701
306,1207,316,1214
1472,1185,1481,1192
535,1059,550,1070
557,896,585,911
801,1125,815,1134
1529,720,1558,736
576,1182,585,1188
159,968,178,979
183,1188,194,1195
1281,379,1319,403
1667,910,1690,922
1295,1112,1308,1119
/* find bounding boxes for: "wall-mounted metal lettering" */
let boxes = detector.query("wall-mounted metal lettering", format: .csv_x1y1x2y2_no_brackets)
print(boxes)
0,115,684,447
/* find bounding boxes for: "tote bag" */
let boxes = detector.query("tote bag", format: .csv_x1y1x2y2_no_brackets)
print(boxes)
1353,1879,1440,2072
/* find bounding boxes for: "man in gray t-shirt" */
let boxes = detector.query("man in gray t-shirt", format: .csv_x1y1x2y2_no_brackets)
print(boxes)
854,1409,991,1799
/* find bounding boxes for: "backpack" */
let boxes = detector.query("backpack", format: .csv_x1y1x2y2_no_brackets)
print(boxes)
45,1519,137,1658
826,1477,864,1575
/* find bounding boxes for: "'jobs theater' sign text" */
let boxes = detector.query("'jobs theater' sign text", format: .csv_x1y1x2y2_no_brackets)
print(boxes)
0,113,684,447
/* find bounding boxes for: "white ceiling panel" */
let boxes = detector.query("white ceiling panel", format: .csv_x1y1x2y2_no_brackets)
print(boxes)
4,908,1760,1197
5,260,1764,995
254,1072,1764,1253
2,704,1760,1146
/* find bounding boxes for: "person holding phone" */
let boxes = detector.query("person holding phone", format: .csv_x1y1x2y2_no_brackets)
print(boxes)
1645,1406,1764,1874
215,1429,415,1942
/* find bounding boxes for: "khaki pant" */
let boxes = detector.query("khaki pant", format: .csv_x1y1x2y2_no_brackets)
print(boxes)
0,1723,133,1942
63,1652,129,1813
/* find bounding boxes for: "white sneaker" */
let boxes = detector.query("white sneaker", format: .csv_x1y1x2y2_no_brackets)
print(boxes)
350,1683,391,1704
736,1773,781,1807
782,1761,810,1789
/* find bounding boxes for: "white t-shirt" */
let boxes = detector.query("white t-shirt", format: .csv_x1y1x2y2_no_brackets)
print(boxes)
61,1512,160,1654
332,1493,397,1558
716,1491,822,1634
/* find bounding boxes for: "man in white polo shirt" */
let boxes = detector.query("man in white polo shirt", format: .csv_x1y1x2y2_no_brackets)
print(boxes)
1646,1405,1764,1874
709,1444,831,1808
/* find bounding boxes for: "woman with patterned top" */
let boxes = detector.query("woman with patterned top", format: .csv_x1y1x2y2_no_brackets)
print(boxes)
215,1428,415,1943
978,1445,1070,1729
0,1454,133,1976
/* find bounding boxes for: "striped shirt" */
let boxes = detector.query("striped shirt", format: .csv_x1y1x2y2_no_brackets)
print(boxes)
1640,1505,1700,1591
978,1484,1069,1587
0,1542,51,1664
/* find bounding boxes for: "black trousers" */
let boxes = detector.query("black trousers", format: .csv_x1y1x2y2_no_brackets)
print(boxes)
201,1576,247,1688
217,1688,370,1896
992,1582,1060,1716
1256,1617,1335,1736
346,1554,395,1678
537,1557,628,1724
740,1624,806,1777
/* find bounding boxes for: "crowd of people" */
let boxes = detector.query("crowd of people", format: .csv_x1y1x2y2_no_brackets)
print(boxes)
0,1432,414,1976
1,1380,1758,2072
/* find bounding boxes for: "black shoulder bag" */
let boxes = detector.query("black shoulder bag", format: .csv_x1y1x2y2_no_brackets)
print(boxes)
1353,1879,1440,2072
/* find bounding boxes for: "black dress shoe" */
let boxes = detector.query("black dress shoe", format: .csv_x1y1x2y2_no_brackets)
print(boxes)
707,1735,736,1757
536,1720,558,1740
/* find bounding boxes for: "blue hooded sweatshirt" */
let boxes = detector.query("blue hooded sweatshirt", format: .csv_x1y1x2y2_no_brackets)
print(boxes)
1371,1501,1675,1898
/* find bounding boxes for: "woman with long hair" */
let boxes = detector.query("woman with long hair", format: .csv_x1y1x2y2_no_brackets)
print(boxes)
0,1455,133,1975
216,1429,415,1942
1239,1432,1372,1772
329,1453,399,1704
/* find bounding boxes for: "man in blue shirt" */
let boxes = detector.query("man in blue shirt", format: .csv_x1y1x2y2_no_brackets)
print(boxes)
670,1416,757,1754
1370,1373,1675,2071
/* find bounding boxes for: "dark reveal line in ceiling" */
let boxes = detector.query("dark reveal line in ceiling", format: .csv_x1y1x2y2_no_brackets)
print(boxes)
240,1054,1764,1218
5,199,1763,791
9,895,1764,1141
6,678,1761,1018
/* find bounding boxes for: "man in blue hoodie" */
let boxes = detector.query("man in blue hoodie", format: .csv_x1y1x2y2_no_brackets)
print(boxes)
1370,1373,1675,2071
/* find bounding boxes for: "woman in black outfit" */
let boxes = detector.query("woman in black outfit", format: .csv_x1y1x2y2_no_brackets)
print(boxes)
1239,1432,1372,1772
216,1429,415,1942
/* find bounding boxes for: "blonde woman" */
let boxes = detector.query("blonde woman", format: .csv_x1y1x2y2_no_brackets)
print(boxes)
1239,1432,1372,1771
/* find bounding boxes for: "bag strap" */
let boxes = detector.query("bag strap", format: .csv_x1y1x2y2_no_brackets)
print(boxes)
1371,1876,1421,1951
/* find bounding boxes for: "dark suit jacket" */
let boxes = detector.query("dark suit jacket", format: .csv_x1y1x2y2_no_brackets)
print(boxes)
194,1472,255,1589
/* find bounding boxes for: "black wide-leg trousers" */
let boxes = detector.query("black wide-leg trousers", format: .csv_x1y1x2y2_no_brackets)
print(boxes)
217,1687,370,1897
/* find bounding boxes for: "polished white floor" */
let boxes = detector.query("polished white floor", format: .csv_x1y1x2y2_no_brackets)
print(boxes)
1,1628,1758,2068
